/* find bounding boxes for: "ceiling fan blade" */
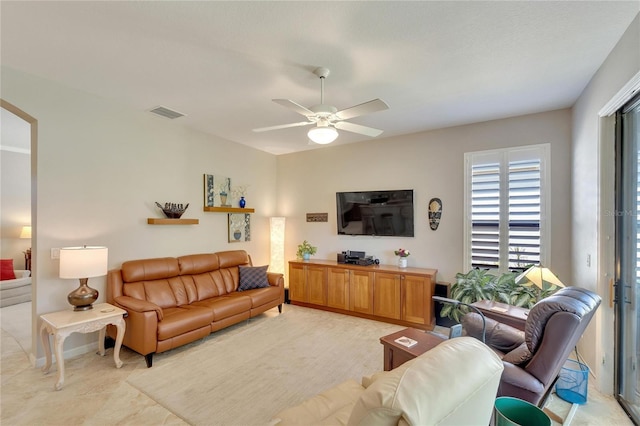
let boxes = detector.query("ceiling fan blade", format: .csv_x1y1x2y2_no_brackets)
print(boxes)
252,121,313,133
273,99,315,117
335,99,389,120
334,121,384,137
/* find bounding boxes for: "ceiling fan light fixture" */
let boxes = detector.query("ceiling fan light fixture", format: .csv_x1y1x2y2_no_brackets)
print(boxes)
308,126,338,144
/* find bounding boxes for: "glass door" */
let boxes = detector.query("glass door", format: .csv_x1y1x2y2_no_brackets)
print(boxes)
615,93,640,424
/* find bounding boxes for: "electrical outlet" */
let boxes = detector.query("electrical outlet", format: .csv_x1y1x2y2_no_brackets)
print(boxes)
587,254,591,267
51,248,60,259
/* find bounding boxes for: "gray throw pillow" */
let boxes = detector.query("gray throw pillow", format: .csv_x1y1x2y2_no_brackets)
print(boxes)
238,265,270,291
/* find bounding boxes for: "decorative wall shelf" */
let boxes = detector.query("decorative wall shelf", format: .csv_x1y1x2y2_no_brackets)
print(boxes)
203,207,255,213
147,218,199,225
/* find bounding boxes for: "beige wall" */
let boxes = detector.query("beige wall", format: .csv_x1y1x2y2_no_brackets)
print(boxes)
277,109,573,285
572,13,640,392
1,67,279,360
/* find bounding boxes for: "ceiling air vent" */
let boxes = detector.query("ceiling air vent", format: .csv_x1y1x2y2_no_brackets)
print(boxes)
149,106,185,119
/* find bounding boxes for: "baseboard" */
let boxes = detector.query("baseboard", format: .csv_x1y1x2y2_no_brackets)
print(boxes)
34,341,99,368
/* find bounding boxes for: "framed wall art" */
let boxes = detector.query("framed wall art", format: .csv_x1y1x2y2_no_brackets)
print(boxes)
203,174,231,207
228,213,250,242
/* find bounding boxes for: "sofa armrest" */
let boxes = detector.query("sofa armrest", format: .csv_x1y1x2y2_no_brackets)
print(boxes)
114,295,164,321
14,270,31,278
500,361,545,394
268,272,284,287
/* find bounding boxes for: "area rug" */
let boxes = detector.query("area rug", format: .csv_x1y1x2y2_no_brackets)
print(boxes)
126,305,404,426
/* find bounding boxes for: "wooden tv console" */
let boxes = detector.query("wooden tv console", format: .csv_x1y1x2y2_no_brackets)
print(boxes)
288,260,438,330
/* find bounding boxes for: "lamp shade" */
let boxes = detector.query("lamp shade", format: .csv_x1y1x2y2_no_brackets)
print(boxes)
59,246,108,279
516,265,564,290
308,126,338,144
269,217,286,275
20,226,31,239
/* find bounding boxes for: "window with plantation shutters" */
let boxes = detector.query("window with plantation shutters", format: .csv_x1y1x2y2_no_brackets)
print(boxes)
464,144,550,272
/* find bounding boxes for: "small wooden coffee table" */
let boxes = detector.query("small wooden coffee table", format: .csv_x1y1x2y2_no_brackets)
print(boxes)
380,327,446,371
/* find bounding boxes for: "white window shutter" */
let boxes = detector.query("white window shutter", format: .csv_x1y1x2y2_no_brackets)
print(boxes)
465,144,549,272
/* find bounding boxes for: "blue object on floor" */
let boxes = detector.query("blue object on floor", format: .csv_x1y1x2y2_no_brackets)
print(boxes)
555,359,589,405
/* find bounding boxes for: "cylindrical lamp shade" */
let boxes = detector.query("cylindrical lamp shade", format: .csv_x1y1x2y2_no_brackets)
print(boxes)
270,217,286,274
60,246,108,279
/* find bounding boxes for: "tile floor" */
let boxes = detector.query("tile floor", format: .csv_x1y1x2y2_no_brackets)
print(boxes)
0,302,634,425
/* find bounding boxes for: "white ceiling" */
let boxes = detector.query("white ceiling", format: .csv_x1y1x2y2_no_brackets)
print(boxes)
1,1,638,155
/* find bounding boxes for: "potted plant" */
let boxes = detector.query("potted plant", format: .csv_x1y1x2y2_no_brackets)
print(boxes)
440,269,498,322
440,268,561,322
296,240,317,260
394,248,410,268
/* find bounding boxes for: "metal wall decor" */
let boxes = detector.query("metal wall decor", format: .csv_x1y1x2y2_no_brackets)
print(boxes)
306,213,328,222
428,198,442,230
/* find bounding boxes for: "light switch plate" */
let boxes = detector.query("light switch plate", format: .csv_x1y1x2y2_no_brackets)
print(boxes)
51,248,60,259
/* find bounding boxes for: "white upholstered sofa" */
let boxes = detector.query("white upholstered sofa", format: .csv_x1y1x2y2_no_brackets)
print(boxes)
271,337,504,426
1,270,32,307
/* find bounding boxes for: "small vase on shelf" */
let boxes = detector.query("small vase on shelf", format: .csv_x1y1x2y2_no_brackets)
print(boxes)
239,197,246,208
398,257,408,268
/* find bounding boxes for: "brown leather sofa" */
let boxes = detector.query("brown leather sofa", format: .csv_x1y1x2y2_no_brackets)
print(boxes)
461,286,601,407
106,250,284,367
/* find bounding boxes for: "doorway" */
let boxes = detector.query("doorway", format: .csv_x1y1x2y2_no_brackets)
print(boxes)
615,92,640,424
1,100,37,361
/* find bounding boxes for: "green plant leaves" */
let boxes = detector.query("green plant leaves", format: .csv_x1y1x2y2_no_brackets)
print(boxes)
440,268,559,321
296,240,317,258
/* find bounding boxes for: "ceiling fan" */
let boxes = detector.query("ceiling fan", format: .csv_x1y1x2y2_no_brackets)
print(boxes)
253,67,389,144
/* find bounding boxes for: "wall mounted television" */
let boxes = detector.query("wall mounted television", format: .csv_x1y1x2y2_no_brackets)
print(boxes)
336,190,414,237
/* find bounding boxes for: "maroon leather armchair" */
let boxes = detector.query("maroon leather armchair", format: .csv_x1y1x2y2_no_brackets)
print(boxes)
461,286,601,407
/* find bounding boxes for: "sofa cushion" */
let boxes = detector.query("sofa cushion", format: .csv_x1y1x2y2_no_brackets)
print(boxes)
1,260,16,280
122,257,180,282
178,253,219,275
502,341,533,365
238,265,270,291
242,286,281,308
157,306,213,340
191,294,252,321
217,250,251,268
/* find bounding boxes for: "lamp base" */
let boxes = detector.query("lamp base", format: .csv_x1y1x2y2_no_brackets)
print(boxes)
68,278,99,311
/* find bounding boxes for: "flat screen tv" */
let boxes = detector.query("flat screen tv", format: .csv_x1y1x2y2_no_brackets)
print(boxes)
336,190,414,237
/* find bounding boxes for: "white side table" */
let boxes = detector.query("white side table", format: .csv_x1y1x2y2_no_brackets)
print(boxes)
40,302,126,390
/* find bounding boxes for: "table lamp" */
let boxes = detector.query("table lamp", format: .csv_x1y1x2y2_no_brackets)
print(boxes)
20,225,31,239
59,246,108,311
516,265,564,301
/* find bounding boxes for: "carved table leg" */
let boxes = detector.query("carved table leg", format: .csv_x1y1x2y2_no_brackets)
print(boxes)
40,323,52,374
53,332,68,391
113,318,125,368
97,326,106,356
